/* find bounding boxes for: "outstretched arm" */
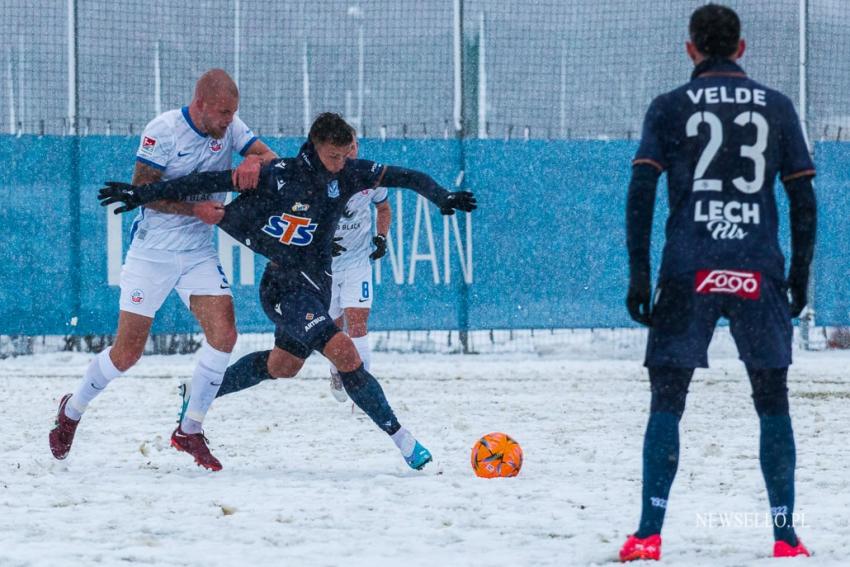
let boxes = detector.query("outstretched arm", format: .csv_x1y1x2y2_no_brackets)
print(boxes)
379,166,476,214
99,170,236,213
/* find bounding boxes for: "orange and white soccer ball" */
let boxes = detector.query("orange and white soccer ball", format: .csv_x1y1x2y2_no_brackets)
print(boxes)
470,432,523,478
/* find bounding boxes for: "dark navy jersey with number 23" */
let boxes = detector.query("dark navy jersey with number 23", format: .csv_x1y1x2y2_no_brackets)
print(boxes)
634,59,815,281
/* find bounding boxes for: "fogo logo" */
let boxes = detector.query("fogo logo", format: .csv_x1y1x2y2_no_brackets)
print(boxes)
695,269,761,300
262,213,318,246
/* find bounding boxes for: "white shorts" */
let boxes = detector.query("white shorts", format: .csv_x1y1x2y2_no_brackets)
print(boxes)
119,246,232,318
329,263,373,320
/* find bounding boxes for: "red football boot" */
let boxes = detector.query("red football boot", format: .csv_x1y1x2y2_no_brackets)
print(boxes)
170,426,222,471
620,533,662,562
774,539,810,558
49,394,80,460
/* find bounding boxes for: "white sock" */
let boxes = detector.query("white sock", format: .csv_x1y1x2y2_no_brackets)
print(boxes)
391,427,417,458
182,342,231,432
352,335,371,372
67,347,123,420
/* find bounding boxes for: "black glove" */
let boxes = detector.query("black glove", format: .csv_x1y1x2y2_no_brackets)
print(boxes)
332,237,347,257
626,263,652,327
787,263,810,318
98,181,144,214
369,234,387,260
440,191,477,215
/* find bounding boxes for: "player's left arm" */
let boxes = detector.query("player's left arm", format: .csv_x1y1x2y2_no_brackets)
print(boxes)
377,165,476,215
778,97,817,317
345,159,475,215
375,200,391,236
232,139,278,190
370,199,392,260
783,173,817,318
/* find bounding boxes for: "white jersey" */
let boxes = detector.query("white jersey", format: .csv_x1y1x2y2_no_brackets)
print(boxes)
129,106,257,251
332,187,388,271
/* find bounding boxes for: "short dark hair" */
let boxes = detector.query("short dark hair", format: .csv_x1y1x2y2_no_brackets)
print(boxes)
308,112,354,146
689,4,741,58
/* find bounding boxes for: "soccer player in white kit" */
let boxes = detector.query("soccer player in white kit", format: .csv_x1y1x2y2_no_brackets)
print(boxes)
328,136,391,402
49,69,277,471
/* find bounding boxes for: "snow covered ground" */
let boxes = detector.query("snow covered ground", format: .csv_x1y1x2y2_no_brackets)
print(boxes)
2,333,849,566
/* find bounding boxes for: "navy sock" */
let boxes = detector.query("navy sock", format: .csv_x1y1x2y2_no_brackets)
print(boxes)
339,364,400,435
637,411,680,538
215,350,273,398
760,414,798,546
748,366,798,546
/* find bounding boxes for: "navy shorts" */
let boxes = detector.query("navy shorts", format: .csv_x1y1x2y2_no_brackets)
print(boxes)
645,270,792,369
259,266,340,359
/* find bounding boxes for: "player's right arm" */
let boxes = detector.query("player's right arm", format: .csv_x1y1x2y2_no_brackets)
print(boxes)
626,96,666,326
99,170,240,214
130,161,197,217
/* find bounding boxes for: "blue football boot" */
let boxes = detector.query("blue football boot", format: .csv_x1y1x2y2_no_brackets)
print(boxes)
405,441,433,470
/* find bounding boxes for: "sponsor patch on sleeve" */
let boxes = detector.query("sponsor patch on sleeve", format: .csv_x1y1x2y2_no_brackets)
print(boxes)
139,136,157,155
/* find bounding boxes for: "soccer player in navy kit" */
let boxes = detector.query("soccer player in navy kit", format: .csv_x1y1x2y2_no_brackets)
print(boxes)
326,134,392,404
100,113,476,470
620,5,816,561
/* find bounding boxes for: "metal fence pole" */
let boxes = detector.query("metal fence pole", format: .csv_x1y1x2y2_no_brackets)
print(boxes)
67,0,82,342
453,0,470,353
799,0,814,349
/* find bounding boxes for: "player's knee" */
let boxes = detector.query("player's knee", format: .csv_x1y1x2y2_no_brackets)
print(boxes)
328,346,362,372
347,321,368,338
649,366,693,418
214,327,238,353
266,356,299,379
109,346,142,372
749,368,790,417
322,333,362,372
267,363,297,379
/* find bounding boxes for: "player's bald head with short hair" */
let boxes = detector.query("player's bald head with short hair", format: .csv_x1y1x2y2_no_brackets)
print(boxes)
194,68,239,103
189,69,239,139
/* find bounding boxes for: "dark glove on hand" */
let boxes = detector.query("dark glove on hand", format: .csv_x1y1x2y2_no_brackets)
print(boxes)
787,263,810,318
332,237,347,258
369,234,387,260
626,263,652,327
440,191,477,215
98,181,144,213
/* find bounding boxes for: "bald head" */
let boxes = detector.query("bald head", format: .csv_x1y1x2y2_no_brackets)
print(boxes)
189,69,239,139
194,68,239,102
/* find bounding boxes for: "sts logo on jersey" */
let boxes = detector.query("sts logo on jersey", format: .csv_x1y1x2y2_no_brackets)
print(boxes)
262,213,318,246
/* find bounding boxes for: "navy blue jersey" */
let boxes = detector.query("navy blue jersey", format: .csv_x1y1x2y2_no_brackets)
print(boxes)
220,147,386,285
127,142,451,289
634,59,815,280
